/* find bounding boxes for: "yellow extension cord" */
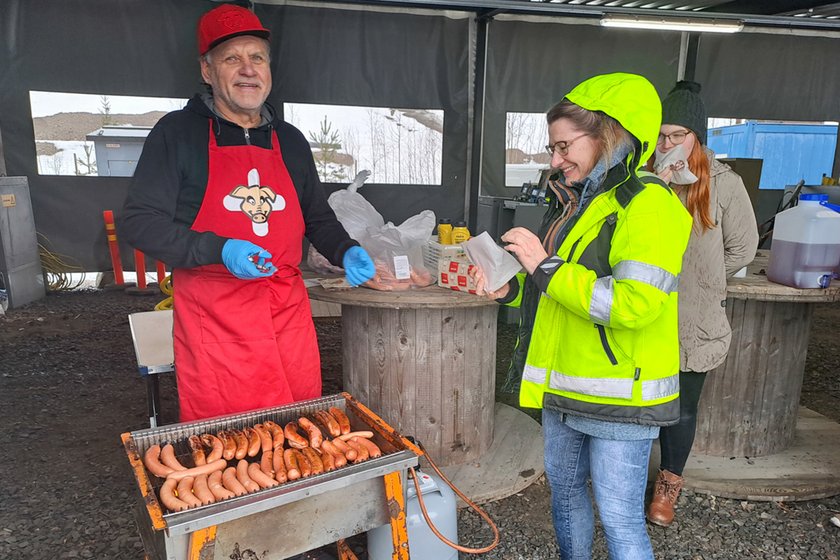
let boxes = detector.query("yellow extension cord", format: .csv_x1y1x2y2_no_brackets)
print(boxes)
154,274,173,311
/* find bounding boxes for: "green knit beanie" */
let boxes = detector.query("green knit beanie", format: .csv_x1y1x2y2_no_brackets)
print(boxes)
661,80,707,145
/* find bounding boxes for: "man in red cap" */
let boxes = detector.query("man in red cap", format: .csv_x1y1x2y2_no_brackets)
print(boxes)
120,3,375,422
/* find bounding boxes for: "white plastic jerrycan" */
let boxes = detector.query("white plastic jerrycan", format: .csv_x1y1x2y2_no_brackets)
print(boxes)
767,193,840,289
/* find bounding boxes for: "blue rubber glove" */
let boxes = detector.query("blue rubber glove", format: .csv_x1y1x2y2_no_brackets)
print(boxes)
343,246,375,287
221,239,276,280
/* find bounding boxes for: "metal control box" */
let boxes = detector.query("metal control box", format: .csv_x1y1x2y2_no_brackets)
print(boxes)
0,177,45,308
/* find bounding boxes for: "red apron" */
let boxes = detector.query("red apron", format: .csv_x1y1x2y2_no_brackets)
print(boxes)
173,123,320,421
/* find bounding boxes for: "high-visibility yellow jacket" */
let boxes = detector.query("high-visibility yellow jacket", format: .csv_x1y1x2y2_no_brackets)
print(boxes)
510,73,693,425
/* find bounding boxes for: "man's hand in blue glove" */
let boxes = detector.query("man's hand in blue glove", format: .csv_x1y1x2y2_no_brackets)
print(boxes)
222,239,276,280
342,246,375,287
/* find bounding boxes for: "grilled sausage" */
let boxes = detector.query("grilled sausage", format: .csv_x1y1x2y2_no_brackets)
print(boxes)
338,431,374,441
165,459,228,482
317,447,336,472
330,437,358,462
222,466,248,496
351,436,382,458
259,448,274,476
328,407,352,435
176,476,203,508
236,459,261,493
344,437,369,463
159,478,190,512
247,461,279,489
314,410,341,438
159,443,188,471
217,431,236,461
283,448,302,480
143,444,175,478
263,420,285,449
253,424,273,453
301,447,324,475
272,448,288,483
188,435,207,466
192,474,215,505
200,434,224,463
231,429,249,460
284,421,309,449
244,427,261,457
320,439,348,468
295,449,313,478
298,417,323,449
207,470,236,501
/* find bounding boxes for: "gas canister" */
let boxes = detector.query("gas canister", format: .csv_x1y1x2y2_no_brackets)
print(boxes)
366,469,458,560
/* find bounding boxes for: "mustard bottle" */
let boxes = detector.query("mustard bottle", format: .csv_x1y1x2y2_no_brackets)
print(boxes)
437,218,453,245
451,221,471,244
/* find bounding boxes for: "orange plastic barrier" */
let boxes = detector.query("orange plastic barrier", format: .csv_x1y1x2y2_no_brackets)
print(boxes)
156,261,166,285
134,250,148,290
102,210,125,286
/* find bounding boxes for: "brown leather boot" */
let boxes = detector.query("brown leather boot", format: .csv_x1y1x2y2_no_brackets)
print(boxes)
647,469,684,527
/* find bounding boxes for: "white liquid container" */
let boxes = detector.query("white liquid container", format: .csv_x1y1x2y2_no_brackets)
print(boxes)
766,193,840,288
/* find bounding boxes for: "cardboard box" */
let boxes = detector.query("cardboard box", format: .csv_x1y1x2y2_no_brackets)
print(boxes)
438,259,477,294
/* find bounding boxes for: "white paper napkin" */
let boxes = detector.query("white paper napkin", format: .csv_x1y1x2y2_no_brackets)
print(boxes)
462,232,523,293
654,144,698,185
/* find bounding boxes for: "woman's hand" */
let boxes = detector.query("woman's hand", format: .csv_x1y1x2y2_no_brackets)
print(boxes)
501,227,547,275
468,265,510,300
656,164,674,184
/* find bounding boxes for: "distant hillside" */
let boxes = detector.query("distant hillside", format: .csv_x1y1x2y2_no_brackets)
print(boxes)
33,111,168,142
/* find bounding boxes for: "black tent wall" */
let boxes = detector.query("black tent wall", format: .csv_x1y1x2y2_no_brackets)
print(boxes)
480,18,681,198
0,0,471,271
1,0,838,272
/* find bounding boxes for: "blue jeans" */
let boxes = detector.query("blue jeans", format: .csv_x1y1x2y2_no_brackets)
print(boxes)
543,408,654,560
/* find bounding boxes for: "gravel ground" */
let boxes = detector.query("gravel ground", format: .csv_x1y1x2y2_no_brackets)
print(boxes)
0,289,838,560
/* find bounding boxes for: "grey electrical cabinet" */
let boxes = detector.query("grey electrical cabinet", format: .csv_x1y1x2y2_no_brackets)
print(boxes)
86,126,152,177
0,177,45,308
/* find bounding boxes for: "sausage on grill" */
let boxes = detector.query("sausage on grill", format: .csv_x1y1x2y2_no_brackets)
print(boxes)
143,444,175,478
159,443,188,471
159,478,190,512
298,417,323,449
328,407,352,435
284,422,309,449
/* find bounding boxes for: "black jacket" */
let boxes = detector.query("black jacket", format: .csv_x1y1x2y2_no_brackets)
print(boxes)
120,94,357,269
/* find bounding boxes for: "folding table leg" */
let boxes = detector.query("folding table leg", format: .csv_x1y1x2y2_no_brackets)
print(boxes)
382,471,410,560
145,374,161,428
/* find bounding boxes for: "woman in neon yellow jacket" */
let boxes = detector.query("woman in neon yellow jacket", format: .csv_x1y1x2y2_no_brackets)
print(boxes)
473,73,692,559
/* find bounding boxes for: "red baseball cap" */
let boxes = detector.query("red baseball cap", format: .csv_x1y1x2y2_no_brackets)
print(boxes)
197,4,270,56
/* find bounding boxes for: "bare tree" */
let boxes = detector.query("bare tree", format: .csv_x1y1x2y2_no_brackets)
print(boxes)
74,144,97,176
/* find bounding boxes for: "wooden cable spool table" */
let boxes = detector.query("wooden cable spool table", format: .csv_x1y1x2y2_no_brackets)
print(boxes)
693,251,840,457
308,284,498,466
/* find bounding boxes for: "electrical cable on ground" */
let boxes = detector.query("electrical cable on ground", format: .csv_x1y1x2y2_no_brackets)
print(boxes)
409,442,500,554
37,233,88,291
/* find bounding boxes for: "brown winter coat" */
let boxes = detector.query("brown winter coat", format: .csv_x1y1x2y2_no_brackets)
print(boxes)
672,151,759,372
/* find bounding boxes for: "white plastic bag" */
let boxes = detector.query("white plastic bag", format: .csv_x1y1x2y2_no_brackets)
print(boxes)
363,210,437,290
307,170,379,273
328,170,383,241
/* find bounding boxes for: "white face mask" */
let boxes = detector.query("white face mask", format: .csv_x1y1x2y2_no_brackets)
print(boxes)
654,144,699,185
